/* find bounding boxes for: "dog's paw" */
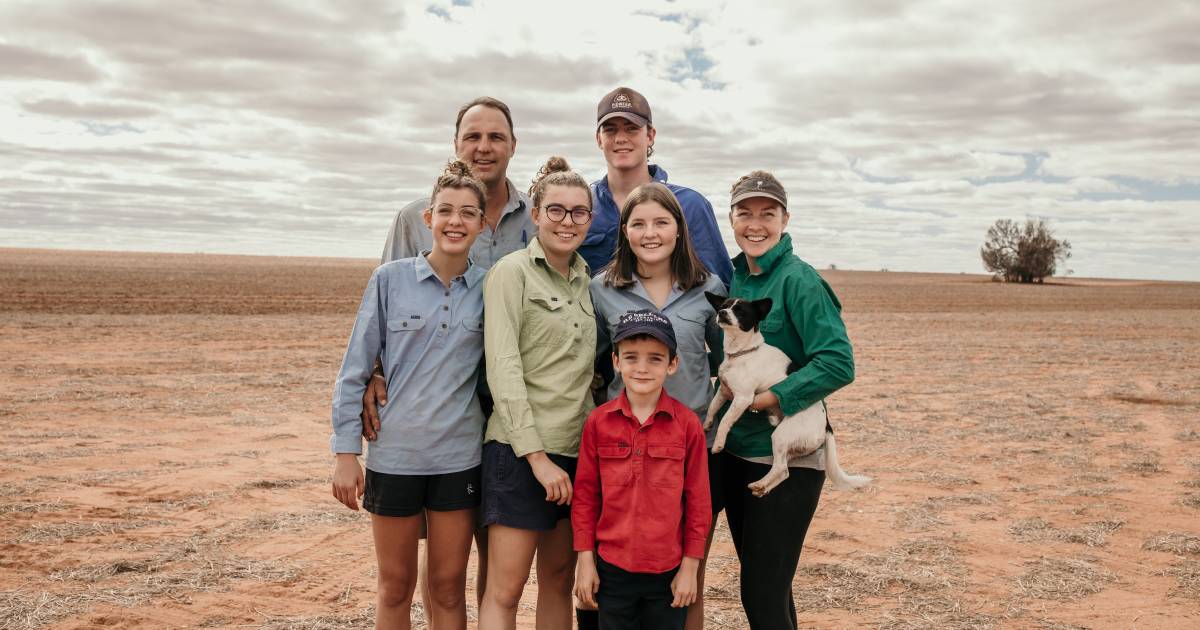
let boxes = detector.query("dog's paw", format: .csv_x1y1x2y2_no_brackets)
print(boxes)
702,418,713,431
748,481,768,497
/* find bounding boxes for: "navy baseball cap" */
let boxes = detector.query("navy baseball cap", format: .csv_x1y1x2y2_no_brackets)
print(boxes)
612,309,676,355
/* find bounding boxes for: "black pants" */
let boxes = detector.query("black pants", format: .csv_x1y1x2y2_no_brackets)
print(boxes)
719,451,824,630
595,555,685,630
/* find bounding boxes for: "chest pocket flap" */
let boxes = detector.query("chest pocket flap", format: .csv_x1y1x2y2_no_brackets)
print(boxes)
388,312,428,331
528,292,565,312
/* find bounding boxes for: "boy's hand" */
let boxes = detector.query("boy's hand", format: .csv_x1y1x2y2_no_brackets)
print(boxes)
361,368,387,441
331,453,364,511
527,451,573,505
574,551,600,608
670,557,701,608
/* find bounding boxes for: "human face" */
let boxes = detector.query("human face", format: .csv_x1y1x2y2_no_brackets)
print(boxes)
730,196,788,261
531,184,592,262
424,187,484,257
623,201,678,269
596,117,655,171
613,337,678,397
454,105,515,188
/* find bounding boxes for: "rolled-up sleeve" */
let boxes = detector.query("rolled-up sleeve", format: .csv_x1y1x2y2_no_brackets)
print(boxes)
330,270,387,454
768,276,855,416
484,260,544,457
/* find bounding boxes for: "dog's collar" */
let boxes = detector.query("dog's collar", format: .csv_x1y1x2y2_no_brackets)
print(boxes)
726,345,760,359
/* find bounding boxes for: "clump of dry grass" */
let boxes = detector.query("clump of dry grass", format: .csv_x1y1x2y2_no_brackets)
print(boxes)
795,537,963,610
258,607,377,629
1178,493,1200,509
1008,518,1123,547
241,478,310,490
1179,478,1200,488
911,471,979,488
1143,532,1200,555
0,499,71,515
237,509,361,533
13,519,166,544
1013,556,1117,601
1176,429,1200,442
1159,561,1200,600
1123,453,1163,474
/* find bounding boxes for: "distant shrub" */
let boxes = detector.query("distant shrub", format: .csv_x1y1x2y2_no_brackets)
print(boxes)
980,218,1071,283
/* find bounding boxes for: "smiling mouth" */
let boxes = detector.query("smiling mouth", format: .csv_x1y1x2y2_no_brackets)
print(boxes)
744,234,768,242
444,231,467,239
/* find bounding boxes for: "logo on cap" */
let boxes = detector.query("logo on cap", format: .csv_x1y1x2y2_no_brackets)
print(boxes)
756,180,763,188
612,93,633,108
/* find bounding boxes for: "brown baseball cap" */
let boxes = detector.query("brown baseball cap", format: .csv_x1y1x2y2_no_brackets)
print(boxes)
597,86,652,128
730,175,788,209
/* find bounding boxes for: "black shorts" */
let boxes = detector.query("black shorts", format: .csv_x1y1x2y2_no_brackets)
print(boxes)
708,449,725,516
481,441,576,531
363,466,482,517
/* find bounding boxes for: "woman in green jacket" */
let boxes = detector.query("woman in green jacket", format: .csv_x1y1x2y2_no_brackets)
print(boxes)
718,170,855,630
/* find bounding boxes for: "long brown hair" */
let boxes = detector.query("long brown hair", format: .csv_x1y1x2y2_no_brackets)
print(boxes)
601,182,709,290
430,159,486,208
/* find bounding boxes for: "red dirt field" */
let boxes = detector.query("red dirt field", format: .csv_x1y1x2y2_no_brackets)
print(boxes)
2,247,1199,629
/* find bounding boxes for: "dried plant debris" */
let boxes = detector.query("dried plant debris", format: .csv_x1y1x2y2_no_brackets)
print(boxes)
240,477,311,490
1143,532,1200,556
1008,518,1124,547
1159,561,1200,600
1177,429,1200,442
1013,556,1118,601
258,607,378,630
795,538,964,610
1123,453,1163,474
1179,493,1200,509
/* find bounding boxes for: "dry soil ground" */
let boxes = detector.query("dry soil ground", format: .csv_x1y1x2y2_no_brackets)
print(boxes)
1,248,1198,629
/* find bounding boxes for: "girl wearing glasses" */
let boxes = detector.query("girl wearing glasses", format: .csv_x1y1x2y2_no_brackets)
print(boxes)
477,157,597,629
329,160,489,629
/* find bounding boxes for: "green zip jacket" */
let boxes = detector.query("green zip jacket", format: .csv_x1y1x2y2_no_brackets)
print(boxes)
724,233,855,458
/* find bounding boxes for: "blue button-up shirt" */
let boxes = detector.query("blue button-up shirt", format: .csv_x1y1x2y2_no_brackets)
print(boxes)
330,254,487,475
591,274,727,446
580,165,733,287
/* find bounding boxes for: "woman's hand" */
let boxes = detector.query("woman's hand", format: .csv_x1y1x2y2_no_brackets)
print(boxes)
526,451,573,505
574,551,600,608
670,557,700,607
719,383,780,413
360,367,388,441
331,453,364,511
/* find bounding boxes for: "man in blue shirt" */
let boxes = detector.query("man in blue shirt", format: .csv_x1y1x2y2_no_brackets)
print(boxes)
579,87,733,287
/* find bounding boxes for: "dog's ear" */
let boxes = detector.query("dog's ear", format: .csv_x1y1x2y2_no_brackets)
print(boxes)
704,291,726,310
753,297,774,322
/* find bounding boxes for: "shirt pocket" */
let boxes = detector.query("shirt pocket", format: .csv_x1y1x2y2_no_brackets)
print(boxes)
673,310,712,354
388,311,428,333
759,311,786,335
525,292,569,347
646,443,685,488
597,443,632,486
457,316,484,362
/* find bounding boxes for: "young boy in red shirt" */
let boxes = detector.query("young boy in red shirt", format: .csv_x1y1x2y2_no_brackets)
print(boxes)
573,309,711,629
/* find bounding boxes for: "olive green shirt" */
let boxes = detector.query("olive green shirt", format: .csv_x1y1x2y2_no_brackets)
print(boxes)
483,237,597,457
724,233,856,458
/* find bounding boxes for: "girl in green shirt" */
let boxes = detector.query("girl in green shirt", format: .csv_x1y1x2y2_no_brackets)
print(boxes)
718,170,856,629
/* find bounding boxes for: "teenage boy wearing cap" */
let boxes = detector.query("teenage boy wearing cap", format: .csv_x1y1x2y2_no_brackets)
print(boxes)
572,310,711,630
581,87,733,287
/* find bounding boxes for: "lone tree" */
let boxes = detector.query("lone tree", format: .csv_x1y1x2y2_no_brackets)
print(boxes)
980,218,1071,283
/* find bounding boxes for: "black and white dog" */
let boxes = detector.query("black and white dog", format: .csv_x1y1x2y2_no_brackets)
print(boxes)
704,292,870,496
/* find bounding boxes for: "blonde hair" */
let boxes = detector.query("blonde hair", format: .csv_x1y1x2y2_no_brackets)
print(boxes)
528,156,591,209
431,159,486,208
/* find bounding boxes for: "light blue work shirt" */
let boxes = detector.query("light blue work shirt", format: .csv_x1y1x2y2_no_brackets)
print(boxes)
381,179,534,269
591,274,727,446
330,253,487,475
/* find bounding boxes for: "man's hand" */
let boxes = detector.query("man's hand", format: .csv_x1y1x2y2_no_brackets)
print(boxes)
574,551,600,608
331,453,364,511
670,557,701,608
527,451,573,505
361,370,387,441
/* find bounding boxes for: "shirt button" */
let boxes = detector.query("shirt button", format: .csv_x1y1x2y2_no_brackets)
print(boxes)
636,448,642,456
441,323,447,329
567,299,572,304
442,305,448,310
573,323,579,328
444,291,450,297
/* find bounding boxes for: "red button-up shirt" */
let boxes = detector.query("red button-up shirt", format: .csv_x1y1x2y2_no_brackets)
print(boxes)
571,389,711,574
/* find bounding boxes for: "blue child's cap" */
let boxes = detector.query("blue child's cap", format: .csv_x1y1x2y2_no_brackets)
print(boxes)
612,309,676,355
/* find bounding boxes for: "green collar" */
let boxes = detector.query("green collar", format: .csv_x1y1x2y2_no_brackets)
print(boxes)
733,233,793,277
528,236,589,281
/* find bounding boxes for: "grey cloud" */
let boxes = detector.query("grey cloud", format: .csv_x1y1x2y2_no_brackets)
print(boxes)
0,41,102,82
21,98,158,119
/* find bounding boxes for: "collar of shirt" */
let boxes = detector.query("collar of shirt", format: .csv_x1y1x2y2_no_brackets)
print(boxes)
414,251,486,288
612,388,677,427
593,164,669,203
628,275,684,310
498,178,530,221
733,232,794,278
526,236,590,282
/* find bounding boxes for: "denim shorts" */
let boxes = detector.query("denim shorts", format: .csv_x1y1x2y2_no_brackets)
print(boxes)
480,441,576,531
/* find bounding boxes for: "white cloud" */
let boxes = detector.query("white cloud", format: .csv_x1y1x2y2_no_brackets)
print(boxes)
0,0,1197,280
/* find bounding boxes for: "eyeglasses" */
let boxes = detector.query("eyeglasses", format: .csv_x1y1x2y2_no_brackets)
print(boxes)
433,206,483,221
542,203,593,225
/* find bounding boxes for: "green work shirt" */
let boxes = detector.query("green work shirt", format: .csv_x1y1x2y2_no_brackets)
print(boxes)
483,237,597,458
724,233,855,458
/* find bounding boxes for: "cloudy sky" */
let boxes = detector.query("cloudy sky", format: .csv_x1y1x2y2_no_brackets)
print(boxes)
2,0,1198,280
